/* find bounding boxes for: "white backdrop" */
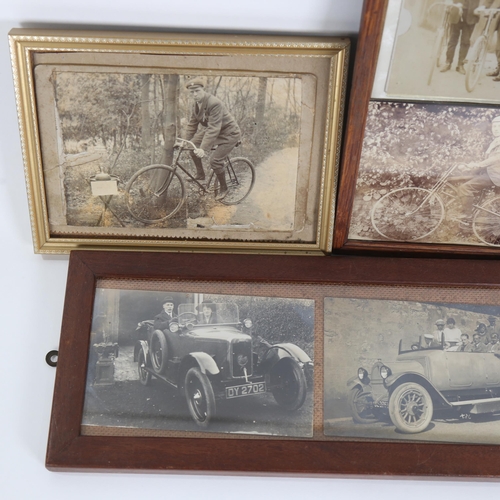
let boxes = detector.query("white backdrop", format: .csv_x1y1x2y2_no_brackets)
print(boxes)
1,0,498,498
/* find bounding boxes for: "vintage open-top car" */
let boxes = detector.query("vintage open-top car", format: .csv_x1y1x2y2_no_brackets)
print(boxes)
348,336,500,433
135,302,313,427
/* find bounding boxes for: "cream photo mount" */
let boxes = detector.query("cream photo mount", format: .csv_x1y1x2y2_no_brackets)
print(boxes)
9,29,349,254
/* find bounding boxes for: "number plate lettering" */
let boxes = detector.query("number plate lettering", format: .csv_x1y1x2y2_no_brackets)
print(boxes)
226,382,266,399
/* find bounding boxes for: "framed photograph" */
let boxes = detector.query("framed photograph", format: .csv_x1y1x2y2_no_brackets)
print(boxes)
334,0,500,256
9,29,349,255
48,250,500,477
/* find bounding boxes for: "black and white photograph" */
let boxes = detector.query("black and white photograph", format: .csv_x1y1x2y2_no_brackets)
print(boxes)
374,0,500,103
348,101,500,247
324,294,500,444
82,287,314,437
41,70,301,234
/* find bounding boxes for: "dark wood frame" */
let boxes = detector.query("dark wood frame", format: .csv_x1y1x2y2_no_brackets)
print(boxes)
333,0,500,257
48,250,500,477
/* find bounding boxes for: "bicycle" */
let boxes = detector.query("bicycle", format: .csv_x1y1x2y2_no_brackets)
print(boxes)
465,7,500,92
124,138,255,224
427,2,461,86
370,163,500,246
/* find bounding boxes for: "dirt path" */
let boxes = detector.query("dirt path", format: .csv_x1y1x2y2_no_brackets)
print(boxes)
207,147,299,231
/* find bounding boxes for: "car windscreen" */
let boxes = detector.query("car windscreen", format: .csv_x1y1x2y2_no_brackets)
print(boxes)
178,302,239,325
399,337,443,354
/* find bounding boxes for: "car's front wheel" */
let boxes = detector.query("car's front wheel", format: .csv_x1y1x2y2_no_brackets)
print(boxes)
184,367,216,428
270,358,307,411
137,349,151,386
389,382,433,434
349,386,377,424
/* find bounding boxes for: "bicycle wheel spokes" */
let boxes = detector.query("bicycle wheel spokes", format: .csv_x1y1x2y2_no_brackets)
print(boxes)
371,187,445,241
125,165,185,223
473,197,500,246
219,157,255,205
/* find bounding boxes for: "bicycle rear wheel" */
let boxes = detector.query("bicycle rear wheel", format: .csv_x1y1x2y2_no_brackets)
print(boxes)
465,35,487,93
215,157,255,205
125,164,185,223
371,187,445,241
472,197,500,246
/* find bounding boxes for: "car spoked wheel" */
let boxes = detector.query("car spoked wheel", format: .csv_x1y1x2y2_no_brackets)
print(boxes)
270,358,307,411
184,367,216,428
137,349,151,386
349,386,377,424
389,382,433,434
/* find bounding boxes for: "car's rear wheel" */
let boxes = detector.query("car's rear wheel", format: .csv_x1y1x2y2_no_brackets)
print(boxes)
137,349,151,386
184,367,216,428
349,386,377,424
150,330,168,374
389,382,433,433
270,358,307,411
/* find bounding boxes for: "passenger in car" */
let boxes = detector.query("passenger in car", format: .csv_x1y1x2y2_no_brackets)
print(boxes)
423,333,441,348
198,301,218,324
153,296,177,331
467,333,490,353
475,322,491,346
487,315,498,340
447,333,471,351
432,319,446,342
443,317,462,347
489,334,500,353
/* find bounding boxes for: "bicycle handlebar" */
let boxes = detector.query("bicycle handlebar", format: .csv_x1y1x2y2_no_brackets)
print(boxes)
427,2,461,15
175,138,197,150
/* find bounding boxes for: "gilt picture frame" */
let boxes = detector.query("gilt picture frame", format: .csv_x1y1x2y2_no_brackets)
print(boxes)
9,29,349,254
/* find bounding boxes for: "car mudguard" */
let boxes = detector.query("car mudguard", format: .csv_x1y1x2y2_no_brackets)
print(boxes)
182,352,220,376
135,340,149,363
258,343,312,375
385,372,451,408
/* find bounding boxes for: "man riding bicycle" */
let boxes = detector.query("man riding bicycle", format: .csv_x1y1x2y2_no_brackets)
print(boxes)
182,78,241,201
457,115,500,226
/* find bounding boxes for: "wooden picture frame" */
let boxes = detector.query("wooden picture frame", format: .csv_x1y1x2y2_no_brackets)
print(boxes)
9,29,349,255
334,0,500,256
47,250,500,477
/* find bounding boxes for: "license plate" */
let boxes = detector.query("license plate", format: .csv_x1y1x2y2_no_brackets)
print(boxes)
225,382,266,399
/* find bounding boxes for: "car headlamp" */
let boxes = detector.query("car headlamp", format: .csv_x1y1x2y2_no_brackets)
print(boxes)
380,365,391,379
357,367,368,381
243,319,252,328
169,322,179,333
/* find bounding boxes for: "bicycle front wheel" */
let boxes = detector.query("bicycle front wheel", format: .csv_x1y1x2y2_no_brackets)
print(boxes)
125,164,185,223
427,27,447,86
465,35,487,93
473,197,500,246
217,157,255,205
371,187,445,241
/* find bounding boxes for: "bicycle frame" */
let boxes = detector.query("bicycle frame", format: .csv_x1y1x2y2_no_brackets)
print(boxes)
173,138,243,193
402,164,460,216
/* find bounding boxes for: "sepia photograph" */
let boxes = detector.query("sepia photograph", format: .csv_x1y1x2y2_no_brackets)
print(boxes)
348,101,500,247
374,0,500,103
324,294,500,444
82,287,314,437
38,69,302,235
9,30,348,253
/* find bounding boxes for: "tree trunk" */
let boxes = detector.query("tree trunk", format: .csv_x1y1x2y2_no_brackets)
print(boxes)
141,74,151,150
161,74,179,166
254,77,268,146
